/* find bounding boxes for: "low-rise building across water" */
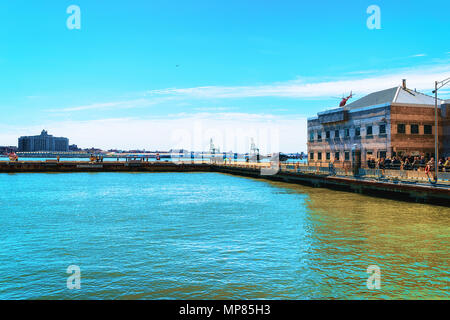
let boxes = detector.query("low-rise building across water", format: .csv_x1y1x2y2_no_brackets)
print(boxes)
0,146,18,155
18,130,69,152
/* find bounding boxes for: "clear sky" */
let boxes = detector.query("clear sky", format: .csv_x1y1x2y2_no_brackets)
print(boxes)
1,0,449,152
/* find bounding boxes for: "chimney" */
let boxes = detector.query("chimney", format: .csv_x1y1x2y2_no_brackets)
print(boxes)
402,79,407,89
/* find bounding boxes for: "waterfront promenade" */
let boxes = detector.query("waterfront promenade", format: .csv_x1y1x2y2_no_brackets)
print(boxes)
0,159,448,206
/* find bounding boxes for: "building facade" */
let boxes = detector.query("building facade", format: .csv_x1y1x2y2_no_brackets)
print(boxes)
307,83,449,167
69,144,80,152
0,146,18,154
443,100,450,159
18,130,69,152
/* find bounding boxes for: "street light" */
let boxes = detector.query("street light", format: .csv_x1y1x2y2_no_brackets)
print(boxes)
432,77,450,182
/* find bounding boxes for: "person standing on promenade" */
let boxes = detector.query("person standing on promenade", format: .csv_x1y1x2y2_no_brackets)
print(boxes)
438,158,444,172
425,158,434,175
444,157,450,172
419,156,426,171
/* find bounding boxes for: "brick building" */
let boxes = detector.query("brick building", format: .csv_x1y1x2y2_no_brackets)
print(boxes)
443,100,450,158
307,81,449,167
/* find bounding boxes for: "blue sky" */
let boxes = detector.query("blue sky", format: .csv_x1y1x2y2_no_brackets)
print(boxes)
1,0,449,152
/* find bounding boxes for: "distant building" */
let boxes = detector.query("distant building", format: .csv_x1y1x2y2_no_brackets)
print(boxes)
69,144,80,152
307,81,450,167
18,130,69,152
0,146,18,154
84,147,103,154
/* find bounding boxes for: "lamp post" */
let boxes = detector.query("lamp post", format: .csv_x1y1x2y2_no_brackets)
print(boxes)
432,77,450,182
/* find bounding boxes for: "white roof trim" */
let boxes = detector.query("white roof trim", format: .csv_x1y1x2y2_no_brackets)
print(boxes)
393,86,401,103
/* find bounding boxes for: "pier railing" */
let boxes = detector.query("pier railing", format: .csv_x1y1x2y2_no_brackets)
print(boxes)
211,161,450,183
2,157,450,183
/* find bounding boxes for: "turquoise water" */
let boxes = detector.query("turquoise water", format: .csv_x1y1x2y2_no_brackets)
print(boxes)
0,172,448,299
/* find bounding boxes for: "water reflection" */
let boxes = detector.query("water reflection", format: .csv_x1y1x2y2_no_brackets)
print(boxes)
268,180,450,299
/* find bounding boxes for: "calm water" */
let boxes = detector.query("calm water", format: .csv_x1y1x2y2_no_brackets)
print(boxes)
0,172,448,299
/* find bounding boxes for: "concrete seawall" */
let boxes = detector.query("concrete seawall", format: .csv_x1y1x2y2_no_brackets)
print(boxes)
1,161,449,206
212,165,450,206
0,161,212,173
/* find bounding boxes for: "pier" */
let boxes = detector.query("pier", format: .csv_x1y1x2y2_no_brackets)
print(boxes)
0,160,210,173
0,160,449,206
213,164,450,206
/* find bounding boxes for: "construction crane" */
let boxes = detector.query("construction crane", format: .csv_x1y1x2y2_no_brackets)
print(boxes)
250,138,259,154
209,138,220,154
250,138,260,162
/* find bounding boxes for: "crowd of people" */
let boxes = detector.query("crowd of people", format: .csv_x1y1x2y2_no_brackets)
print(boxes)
366,155,450,172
